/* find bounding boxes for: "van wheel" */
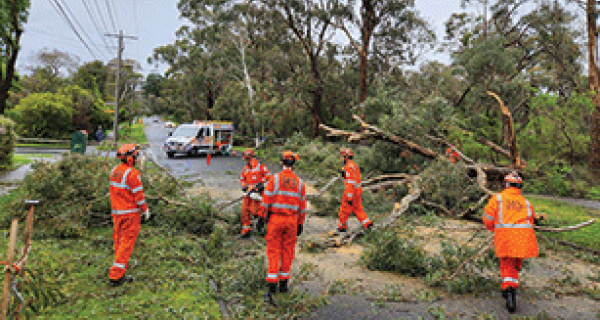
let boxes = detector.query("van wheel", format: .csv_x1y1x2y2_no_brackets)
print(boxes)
167,152,175,158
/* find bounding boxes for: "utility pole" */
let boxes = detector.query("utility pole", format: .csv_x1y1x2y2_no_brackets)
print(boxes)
105,30,138,143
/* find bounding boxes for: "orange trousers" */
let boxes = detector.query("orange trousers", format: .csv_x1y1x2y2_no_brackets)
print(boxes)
241,197,261,234
338,191,372,230
500,257,523,290
109,213,140,280
265,214,297,283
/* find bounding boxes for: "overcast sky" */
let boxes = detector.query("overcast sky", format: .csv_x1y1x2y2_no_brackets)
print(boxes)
19,0,479,76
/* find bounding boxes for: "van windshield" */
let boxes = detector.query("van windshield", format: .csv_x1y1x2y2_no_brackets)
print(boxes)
172,126,198,137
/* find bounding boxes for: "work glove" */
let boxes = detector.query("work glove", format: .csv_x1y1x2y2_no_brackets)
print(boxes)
256,182,265,193
242,186,248,193
142,210,151,222
347,200,353,206
296,224,304,236
339,169,345,178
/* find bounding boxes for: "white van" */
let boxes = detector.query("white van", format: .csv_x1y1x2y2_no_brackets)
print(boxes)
163,121,234,158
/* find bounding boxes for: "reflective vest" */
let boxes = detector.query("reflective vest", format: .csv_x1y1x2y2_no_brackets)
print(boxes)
342,160,362,199
261,168,307,224
240,158,271,188
109,163,148,215
483,188,539,258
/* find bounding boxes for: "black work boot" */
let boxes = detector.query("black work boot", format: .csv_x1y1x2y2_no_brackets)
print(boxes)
279,279,289,293
506,287,517,313
337,227,347,233
264,283,277,306
109,275,133,287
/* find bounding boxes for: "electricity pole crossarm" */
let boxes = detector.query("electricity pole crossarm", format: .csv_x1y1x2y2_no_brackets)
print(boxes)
105,30,138,143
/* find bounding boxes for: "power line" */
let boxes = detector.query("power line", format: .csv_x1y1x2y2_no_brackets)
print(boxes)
110,0,122,31
81,0,113,55
47,0,98,60
55,0,108,60
92,0,111,37
105,0,118,32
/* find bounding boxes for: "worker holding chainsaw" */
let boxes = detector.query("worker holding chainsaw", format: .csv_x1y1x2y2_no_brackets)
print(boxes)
336,148,373,233
108,144,151,286
482,171,539,314
239,148,271,238
259,150,306,305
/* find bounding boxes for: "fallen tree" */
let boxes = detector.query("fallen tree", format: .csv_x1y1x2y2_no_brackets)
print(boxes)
319,114,523,179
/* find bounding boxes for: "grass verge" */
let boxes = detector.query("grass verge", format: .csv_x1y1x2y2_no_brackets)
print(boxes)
529,197,600,250
10,154,53,170
16,143,70,149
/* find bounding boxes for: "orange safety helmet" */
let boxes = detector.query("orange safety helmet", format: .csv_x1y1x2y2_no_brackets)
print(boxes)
242,148,256,159
281,150,299,166
340,148,354,158
117,144,140,166
504,171,523,188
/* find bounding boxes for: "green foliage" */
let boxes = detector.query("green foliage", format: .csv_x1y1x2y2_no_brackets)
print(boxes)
0,0,30,114
0,154,214,238
0,116,16,171
5,269,66,318
521,91,593,163
59,85,112,133
9,86,111,139
360,229,429,277
72,61,110,100
10,92,74,138
361,226,500,295
419,159,484,212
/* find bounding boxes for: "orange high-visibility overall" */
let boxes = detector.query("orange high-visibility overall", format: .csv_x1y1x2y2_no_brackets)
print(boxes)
239,158,271,234
109,163,147,280
338,159,372,231
483,188,539,290
260,169,306,283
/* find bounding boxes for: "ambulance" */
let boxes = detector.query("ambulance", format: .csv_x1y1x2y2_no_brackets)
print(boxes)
163,120,234,158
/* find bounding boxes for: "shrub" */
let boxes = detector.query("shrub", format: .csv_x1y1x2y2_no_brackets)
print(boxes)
0,116,16,171
11,92,74,138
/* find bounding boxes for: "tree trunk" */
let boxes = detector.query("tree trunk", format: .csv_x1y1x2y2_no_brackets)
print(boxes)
0,91,8,115
358,0,375,109
588,0,600,176
359,51,368,106
0,23,23,115
311,86,324,139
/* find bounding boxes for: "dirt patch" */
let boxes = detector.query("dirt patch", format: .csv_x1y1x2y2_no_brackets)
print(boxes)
195,172,600,319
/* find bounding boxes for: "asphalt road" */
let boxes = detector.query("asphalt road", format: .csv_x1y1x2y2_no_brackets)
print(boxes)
142,117,247,201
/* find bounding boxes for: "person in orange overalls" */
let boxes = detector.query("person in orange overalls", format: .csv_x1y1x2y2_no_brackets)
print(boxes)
336,148,373,233
239,148,271,238
259,151,306,304
109,144,151,286
483,171,538,314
